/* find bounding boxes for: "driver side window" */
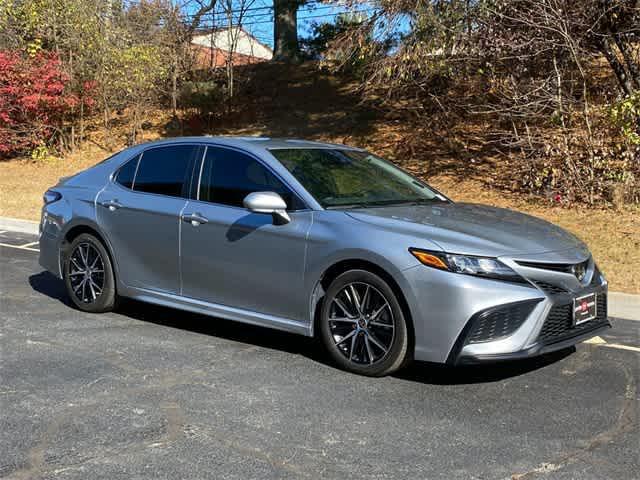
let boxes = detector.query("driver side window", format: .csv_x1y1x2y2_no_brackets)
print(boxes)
198,147,305,210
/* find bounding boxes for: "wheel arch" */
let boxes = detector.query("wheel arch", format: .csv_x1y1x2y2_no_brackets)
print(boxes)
59,221,118,285
310,258,415,354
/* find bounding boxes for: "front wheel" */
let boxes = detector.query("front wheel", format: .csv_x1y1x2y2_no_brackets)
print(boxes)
319,270,410,376
63,233,117,313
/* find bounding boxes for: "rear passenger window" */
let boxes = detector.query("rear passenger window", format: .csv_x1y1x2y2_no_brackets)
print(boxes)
115,155,139,189
133,145,198,198
199,147,305,210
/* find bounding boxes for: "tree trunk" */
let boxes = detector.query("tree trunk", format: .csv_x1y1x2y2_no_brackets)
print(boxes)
273,0,301,62
599,37,634,95
131,106,138,145
614,33,640,90
79,99,84,144
102,90,112,148
171,55,178,115
225,11,235,103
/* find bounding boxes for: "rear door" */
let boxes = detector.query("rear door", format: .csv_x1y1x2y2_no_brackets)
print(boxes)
180,145,312,322
97,144,201,293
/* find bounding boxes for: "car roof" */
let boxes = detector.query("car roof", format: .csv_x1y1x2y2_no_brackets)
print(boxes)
106,136,363,211
132,136,364,152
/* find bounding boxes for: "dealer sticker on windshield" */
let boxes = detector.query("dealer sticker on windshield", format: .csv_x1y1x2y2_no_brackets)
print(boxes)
573,293,597,325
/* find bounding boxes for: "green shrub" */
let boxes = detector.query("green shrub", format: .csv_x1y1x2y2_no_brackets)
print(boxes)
611,92,640,145
178,81,223,116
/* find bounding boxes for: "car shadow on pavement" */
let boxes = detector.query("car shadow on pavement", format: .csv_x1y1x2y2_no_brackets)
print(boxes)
29,271,75,307
29,270,325,360
396,348,574,385
30,270,575,385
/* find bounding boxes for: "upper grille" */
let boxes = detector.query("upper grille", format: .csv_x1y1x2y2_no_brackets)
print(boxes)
538,294,607,344
516,259,589,274
466,300,540,344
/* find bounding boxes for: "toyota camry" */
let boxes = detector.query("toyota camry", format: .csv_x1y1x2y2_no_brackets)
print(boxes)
39,137,610,376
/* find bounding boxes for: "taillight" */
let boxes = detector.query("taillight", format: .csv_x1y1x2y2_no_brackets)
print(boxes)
43,190,62,205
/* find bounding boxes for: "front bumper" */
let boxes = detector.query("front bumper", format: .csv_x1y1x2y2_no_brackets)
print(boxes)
453,319,610,364
402,250,609,364
451,265,609,364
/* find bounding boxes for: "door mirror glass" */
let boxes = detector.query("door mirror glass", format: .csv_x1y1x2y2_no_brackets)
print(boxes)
243,191,291,225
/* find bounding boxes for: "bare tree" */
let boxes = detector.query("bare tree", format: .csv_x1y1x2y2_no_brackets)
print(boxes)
322,0,639,204
221,0,257,100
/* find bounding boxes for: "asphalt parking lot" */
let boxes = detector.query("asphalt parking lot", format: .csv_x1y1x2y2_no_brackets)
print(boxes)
1,230,638,480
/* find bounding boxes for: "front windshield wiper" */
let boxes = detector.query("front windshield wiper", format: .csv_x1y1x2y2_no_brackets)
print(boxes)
325,197,446,209
325,203,373,210
403,197,449,205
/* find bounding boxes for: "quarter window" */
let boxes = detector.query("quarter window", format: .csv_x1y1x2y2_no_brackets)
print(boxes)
199,147,304,210
133,145,198,198
114,155,139,189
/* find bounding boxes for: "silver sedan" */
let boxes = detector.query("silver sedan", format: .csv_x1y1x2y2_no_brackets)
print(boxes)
38,137,610,376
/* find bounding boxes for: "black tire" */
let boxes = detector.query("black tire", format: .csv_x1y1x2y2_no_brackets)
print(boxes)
319,269,410,376
63,233,117,313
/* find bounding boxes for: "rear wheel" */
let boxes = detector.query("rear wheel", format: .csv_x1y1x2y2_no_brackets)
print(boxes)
63,233,117,313
319,269,410,376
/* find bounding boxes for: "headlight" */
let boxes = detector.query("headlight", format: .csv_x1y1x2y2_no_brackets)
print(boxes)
409,248,525,283
43,190,62,205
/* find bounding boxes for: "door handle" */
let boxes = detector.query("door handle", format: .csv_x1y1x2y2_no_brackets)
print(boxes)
181,212,208,226
101,199,123,211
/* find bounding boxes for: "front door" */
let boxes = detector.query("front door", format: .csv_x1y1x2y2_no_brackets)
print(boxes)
180,146,312,322
97,144,200,293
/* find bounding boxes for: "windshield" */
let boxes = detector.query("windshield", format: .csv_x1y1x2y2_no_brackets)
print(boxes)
269,148,446,208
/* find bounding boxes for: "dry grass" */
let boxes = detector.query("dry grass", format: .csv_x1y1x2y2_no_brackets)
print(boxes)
0,153,96,220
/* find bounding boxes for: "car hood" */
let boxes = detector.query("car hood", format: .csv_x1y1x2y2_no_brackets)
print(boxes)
345,202,587,258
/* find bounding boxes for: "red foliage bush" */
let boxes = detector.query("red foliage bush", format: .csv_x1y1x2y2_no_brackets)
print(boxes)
0,51,87,157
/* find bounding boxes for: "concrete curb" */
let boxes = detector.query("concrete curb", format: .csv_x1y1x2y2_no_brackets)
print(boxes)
0,216,39,235
609,292,640,322
0,215,638,321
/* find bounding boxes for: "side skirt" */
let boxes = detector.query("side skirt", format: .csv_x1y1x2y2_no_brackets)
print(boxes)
123,286,313,337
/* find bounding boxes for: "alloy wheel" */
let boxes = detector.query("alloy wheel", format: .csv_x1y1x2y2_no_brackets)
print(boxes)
328,282,396,365
68,242,105,304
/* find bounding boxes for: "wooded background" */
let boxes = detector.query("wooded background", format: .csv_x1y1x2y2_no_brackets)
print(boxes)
0,0,638,206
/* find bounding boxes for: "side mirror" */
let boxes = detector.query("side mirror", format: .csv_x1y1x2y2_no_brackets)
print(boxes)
243,191,291,225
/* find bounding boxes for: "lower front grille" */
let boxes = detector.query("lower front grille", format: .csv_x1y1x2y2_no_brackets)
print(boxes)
466,300,540,344
538,294,608,344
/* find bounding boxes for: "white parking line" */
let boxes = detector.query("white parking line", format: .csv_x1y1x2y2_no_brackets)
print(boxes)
18,241,39,248
603,343,640,353
0,230,6,234
0,242,39,252
584,336,607,345
584,336,639,353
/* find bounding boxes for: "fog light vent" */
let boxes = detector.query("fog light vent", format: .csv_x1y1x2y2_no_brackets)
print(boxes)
466,300,541,344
